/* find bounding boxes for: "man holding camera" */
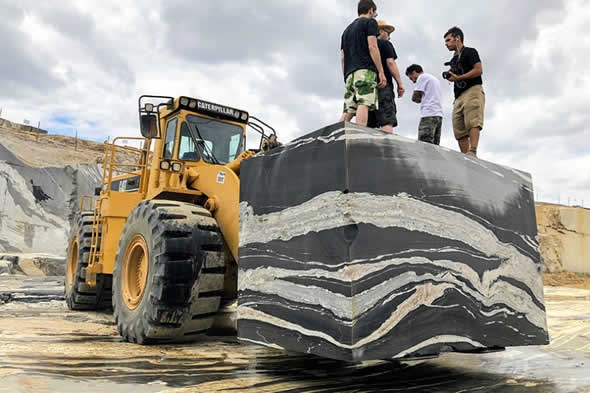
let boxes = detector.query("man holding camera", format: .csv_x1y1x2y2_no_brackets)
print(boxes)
443,26,485,157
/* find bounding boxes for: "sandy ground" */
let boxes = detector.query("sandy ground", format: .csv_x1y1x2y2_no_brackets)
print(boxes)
0,275,589,393
543,272,590,289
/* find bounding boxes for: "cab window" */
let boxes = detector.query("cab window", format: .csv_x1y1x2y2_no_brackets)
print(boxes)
186,115,244,164
163,118,178,159
178,122,200,161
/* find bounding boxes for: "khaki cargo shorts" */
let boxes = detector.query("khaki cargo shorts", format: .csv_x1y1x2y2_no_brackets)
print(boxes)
452,85,485,140
343,69,378,114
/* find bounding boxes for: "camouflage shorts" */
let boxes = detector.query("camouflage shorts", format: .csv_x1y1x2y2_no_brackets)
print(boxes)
343,69,378,114
418,116,443,145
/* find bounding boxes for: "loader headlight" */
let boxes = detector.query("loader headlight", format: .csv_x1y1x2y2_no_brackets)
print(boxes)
189,100,197,109
145,103,154,113
180,97,189,106
241,112,248,121
171,162,183,172
160,160,171,170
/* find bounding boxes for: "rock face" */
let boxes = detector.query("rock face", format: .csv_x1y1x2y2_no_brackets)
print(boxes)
0,142,102,256
237,122,549,362
536,203,590,273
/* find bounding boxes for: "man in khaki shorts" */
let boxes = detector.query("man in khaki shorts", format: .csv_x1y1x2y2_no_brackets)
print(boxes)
339,0,387,126
443,26,485,156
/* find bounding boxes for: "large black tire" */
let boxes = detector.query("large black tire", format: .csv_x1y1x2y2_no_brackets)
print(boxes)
112,200,225,344
64,211,112,310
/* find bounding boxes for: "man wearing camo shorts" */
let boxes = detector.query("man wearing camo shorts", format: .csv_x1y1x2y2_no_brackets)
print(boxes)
406,64,443,145
339,0,386,126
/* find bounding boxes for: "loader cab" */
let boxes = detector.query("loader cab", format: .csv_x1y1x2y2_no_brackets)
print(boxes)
137,95,277,204
136,96,250,199
143,96,249,165
139,95,276,169
162,113,245,165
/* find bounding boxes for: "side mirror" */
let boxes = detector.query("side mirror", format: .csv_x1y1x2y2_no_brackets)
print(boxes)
140,114,158,138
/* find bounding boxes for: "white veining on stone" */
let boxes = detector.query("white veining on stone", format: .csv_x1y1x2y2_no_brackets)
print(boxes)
239,262,546,330
238,337,284,350
393,335,485,358
239,191,544,305
238,296,487,356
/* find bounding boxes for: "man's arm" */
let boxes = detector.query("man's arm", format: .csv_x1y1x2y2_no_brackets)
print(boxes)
386,58,405,98
457,62,483,80
449,62,482,81
412,91,424,103
341,50,345,76
367,36,386,88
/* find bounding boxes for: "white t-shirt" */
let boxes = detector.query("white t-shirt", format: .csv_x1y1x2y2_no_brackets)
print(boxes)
415,73,443,118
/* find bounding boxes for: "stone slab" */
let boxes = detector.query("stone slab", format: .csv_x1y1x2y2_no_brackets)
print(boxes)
237,122,549,361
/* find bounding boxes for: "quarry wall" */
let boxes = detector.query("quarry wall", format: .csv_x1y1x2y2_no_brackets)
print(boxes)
0,142,101,256
536,203,589,274
0,117,48,134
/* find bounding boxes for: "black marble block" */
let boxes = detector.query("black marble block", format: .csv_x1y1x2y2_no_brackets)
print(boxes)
237,122,549,362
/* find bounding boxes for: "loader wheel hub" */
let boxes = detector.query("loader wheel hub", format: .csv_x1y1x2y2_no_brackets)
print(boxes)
66,237,79,285
122,235,149,310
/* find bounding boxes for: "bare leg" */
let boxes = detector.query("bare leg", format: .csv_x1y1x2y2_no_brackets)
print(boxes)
458,136,470,153
340,112,354,122
469,127,480,152
356,105,369,126
380,124,393,134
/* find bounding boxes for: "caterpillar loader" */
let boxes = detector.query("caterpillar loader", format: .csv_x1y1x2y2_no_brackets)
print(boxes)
65,95,277,343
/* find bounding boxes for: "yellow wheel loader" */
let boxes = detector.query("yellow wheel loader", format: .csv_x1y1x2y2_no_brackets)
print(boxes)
65,95,276,343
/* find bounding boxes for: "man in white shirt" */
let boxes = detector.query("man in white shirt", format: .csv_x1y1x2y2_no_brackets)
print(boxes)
406,64,443,145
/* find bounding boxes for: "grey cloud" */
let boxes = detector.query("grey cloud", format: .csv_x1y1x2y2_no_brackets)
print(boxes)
161,0,346,100
30,4,94,42
21,2,135,86
161,0,330,64
0,5,64,99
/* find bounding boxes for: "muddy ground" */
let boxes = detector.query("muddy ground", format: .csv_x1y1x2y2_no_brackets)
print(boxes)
1,275,589,393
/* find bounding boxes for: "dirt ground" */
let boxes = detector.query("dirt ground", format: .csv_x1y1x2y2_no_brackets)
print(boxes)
543,272,590,289
0,125,139,167
1,275,589,393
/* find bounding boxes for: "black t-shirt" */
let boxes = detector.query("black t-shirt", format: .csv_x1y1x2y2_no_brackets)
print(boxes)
378,39,398,87
451,46,483,98
341,17,379,80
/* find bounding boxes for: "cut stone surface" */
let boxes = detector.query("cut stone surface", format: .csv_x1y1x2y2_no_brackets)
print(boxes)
237,122,549,362
0,142,101,255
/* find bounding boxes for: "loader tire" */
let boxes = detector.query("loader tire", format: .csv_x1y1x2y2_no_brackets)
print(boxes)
112,200,225,344
64,211,112,310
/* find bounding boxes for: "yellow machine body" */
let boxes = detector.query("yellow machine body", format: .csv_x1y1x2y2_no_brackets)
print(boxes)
84,97,252,285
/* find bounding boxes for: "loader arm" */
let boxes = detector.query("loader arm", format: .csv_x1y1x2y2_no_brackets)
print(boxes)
186,150,256,261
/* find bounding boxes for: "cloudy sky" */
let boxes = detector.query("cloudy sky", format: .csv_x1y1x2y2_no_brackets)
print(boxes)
1,0,589,206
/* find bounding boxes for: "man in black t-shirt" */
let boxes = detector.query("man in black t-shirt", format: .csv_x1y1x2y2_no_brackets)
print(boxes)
339,0,387,126
444,26,485,157
368,20,405,133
